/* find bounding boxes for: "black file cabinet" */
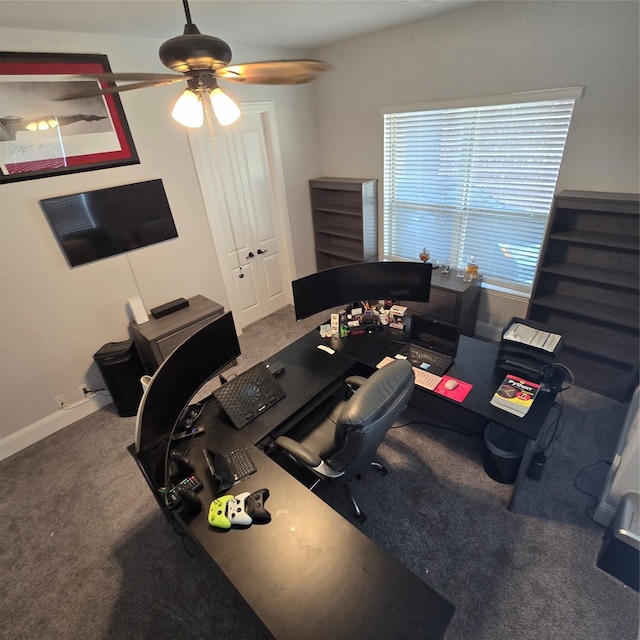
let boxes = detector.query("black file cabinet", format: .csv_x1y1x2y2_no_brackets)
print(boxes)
399,269,483,336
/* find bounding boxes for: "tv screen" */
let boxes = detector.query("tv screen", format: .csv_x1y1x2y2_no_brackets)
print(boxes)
40,179,178,267
292,261,432,320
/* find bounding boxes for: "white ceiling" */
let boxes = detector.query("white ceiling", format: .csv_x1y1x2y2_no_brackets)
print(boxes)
0,0,484,49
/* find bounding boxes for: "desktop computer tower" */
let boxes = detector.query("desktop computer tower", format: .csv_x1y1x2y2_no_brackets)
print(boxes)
93,339,145,417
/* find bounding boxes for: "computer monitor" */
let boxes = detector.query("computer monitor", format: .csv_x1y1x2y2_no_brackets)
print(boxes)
134,311,240,459
292,261,432,320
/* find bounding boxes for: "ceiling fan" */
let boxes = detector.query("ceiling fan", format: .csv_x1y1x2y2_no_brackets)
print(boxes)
60,0,331,128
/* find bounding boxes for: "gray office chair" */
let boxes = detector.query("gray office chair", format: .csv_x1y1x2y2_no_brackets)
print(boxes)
274,359,415,522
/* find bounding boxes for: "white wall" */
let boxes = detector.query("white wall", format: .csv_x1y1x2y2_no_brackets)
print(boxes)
0,27,321,452
313,0,640,336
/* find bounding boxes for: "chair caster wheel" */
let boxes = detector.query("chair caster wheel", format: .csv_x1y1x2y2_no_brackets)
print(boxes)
376,466,388,477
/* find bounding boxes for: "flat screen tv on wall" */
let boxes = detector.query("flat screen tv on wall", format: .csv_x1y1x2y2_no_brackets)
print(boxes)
39,178,179,267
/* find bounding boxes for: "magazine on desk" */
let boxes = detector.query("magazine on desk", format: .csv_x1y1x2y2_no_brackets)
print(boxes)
490,374,541,417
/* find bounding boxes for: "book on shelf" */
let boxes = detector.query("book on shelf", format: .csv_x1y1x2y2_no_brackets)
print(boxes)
490,374,541,417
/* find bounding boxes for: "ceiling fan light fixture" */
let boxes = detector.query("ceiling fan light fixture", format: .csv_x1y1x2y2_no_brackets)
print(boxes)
171,88,203,127
25,118,59,132
209,87,240,126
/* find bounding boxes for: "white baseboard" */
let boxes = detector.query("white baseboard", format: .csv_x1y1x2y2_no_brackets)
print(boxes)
0,392,113,461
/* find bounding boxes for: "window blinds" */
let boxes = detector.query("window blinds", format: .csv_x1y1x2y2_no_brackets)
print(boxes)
382,89,581,294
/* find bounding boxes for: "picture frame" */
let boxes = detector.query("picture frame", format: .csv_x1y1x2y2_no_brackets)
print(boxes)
0,51,139,183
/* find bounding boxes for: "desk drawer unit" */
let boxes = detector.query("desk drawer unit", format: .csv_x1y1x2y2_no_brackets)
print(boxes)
129,295,225,372
400,271,482,336
421,287,457,324
156,315,219,360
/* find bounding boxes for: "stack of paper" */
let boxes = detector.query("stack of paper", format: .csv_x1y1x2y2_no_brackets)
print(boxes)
503,322,562,353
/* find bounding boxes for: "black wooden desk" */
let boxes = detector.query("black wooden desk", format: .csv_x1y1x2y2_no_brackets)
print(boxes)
177,420,454,640
132,328,455,640
132,323,556,637
320,325,557,509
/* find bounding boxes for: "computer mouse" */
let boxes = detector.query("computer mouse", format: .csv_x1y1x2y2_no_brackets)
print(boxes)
444,379,458,391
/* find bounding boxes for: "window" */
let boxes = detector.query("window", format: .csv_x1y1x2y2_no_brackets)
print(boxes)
382,88,582,295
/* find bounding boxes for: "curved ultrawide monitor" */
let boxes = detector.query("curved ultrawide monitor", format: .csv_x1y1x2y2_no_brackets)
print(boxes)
292,261,432,320
135,311,240,455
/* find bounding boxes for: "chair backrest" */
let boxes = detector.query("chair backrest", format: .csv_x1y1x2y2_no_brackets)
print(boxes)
324,359,415,482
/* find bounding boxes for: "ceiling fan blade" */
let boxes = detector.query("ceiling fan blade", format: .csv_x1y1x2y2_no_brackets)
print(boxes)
57,77,185,101
73,72,186,82
217,59,331,85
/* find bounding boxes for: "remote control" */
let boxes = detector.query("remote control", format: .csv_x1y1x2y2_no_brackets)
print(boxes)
177,474,203,492
165,474,203,510
317,344,335,354
171,425,205,442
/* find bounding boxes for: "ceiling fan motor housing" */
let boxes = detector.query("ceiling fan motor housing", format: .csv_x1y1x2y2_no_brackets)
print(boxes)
159,31,233,73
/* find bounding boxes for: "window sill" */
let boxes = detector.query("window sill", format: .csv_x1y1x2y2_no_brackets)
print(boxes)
481,280,531,301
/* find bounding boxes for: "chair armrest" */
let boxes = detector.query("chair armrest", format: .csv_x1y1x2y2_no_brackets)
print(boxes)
345,375,368,395
275,436,322,467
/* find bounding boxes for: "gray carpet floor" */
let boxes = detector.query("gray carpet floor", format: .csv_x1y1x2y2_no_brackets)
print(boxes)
1,305,638,640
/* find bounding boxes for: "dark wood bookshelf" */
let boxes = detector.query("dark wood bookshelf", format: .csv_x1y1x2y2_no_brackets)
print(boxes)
310,177,378,271
528,191,639,400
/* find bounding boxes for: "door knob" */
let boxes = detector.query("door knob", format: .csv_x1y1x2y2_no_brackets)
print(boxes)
246,252,255,259
257,249,268,255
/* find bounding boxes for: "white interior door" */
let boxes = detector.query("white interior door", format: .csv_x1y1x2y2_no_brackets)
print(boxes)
188,102,294,330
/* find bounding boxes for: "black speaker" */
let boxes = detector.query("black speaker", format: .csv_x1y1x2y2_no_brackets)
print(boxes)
93,339,145,417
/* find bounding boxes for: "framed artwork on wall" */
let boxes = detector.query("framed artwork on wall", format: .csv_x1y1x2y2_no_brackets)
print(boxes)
0,51,139,183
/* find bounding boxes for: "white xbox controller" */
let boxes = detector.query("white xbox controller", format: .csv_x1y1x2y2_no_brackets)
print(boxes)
226,492,252,526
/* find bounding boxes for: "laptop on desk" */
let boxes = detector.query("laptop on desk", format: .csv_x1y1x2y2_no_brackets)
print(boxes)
398,314,460,377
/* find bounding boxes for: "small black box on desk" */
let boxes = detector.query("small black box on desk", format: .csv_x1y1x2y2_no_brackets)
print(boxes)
496,317,563,382
150,297,189,319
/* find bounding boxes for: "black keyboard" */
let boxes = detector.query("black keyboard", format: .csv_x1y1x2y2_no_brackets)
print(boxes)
224,446,257,482
204,446,257,485
407,344,449,368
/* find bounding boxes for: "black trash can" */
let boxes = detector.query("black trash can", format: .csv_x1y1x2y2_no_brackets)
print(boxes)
483,422,528,484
